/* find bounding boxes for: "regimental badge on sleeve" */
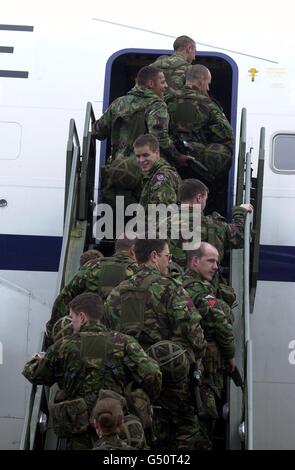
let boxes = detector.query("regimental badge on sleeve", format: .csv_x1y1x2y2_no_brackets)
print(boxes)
155,173,165,181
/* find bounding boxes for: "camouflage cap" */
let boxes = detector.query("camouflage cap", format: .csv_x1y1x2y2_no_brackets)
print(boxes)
107,156,141,190
146,340,190,383
51,315,73,344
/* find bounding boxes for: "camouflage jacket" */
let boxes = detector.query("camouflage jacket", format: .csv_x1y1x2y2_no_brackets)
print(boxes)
151,52,191,93
139,157,181,212
93,433,135,450
92,85,181,163
167,85,234,175
22,321,162,410
180,270,235,360
47,252,138,341
167,205,248,266
104,265,206,362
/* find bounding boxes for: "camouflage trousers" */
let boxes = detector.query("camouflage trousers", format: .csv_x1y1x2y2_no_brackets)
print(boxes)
153,381,210,450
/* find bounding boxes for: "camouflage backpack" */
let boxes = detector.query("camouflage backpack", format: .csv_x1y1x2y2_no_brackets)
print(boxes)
50,398,89,438
97,257,136,300
119,414,149,449
146,340,190,384
111,108,148,158
119,273,161,337
102,156,142,214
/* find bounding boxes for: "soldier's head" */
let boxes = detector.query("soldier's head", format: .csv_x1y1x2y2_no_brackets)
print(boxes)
136,65,167,98
134,134,160,174
115,233,137,259
135,238,171,275
178,178,209,211
187,242,219,281
69,292,104,333
173,35,196,63
79,249,103,267
186,64,211,92
92,398,124,436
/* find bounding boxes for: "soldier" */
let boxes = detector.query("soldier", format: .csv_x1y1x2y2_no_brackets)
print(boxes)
92,398,135,450
179,242,236,444
92,65,190,168
92,389,149,449
134,134,181,213
167,178,253,268
22,292,162,449
46,235,138,342
167,64,235,179
151,35,196,94
104,238,206,449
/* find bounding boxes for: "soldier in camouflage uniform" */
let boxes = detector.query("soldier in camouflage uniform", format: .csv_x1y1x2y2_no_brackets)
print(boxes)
92,389,149,449
167,64,234,179
46,236,138,343
134,134,181,213
92,398,135,450
150,35,196,95
22,293,162,449
92,65,191,168
165,178,253,268
179,242,236,444
104,239,206,449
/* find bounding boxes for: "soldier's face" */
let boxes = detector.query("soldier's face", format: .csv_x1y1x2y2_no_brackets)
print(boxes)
193,246,219,281
199,72,211,93
155,243,172,275
135,145,160,174
195,192,208,211
70,308,85,333
151,72,167,97
186,44,196,63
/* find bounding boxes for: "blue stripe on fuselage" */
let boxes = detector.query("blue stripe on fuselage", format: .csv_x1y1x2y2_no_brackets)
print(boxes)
0,234,62,272
0,235,294,282
258,245,295,282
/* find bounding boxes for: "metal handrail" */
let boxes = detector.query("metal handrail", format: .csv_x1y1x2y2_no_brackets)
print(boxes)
236,108,247,205
64,119,81,224
243,150,253,449
78,102,96,221
250,128,265,312
20,119,82,450
56,127,81,293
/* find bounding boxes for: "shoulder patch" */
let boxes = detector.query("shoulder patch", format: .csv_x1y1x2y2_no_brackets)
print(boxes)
205,294,218,308
155,173,165,181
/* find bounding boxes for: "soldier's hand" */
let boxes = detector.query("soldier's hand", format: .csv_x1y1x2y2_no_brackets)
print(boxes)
32,352,45,361
227,357,236,373
240,203,253,213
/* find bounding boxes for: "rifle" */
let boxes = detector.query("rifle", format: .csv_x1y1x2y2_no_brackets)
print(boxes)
189,363,203,415
176,140,215,184
227,366,244,391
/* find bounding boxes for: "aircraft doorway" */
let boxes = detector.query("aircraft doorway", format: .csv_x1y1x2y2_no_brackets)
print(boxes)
102,48,238,217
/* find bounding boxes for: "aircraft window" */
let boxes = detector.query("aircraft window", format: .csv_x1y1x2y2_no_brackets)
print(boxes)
0,121,22,160
271,133,295,173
